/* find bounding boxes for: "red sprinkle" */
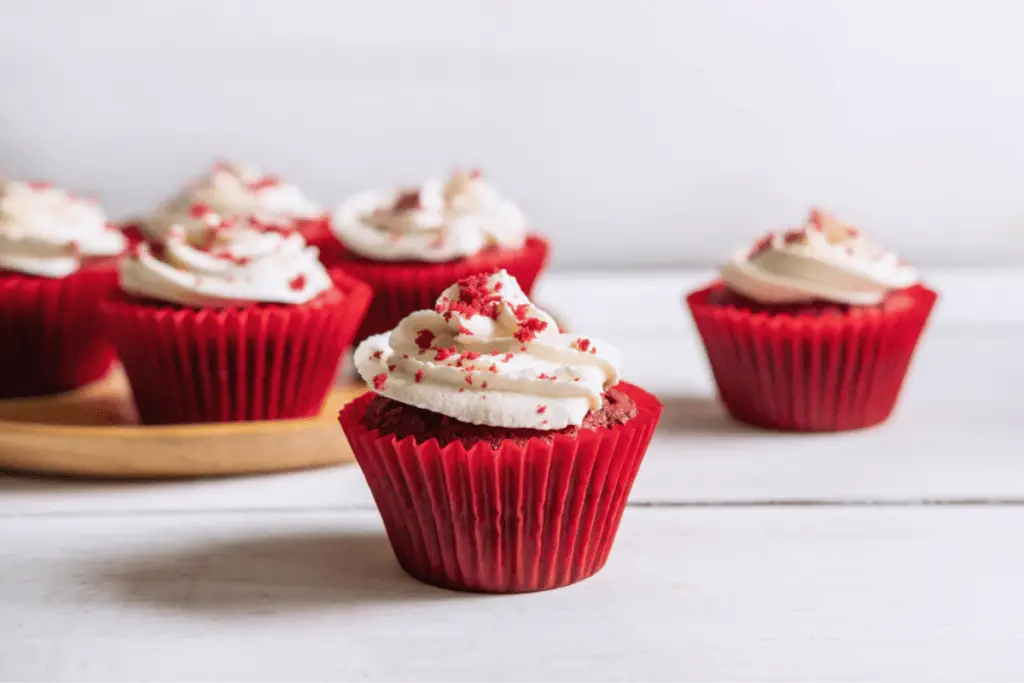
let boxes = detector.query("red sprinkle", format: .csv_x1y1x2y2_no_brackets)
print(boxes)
537,405,547,415
372,373,387,390
388,364,396,372
414,370,424,383
462,351,481,360
511,303,530,321
436,272,504,322
371,350,383,360
574,338,591,352
414,329,436,350
481,381,488,389
488,364,498,373
514,317,548,343
288,274,307,291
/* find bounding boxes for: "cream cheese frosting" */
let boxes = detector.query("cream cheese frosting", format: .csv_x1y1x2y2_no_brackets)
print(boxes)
120,207,332,307
333,170,528,262
720,209,918,306
143,162,323,241
0,180,125,278
354,270,621,430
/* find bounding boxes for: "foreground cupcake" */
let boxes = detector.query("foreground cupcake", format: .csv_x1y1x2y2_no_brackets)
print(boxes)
687,209,937,432
135,161,331,247
0,180,125,398
326,169,550,340
339,270,661,593
102,207,371,424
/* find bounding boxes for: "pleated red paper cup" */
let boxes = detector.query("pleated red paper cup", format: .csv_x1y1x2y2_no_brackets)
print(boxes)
339,382,662,593
0,263,120,399
687,282,938,432
321,235,550,341
101,270,372,424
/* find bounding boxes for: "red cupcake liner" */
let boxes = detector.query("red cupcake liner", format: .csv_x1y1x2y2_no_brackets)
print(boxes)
339,382,662,593
0,264,120,399
687,283,938,432
321,235,550,341
101,270,372,424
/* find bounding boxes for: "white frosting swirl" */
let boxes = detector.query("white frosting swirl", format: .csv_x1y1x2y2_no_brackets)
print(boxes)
120,211,332,307
0,180,125,278
720,210,919,306
144,162,323,241
333,170,528,262
354,270,621,430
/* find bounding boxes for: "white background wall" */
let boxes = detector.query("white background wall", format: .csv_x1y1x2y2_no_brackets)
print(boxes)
1,0,1021,269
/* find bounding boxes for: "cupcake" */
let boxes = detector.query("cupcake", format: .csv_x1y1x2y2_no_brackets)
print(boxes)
0,180,126,399
135,161,331,248
339,270,662,593
687,209,938,432
324,169,550,340
102,207,371,424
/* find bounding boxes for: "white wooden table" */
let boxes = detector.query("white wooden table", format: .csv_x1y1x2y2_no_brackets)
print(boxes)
2,270,1022,682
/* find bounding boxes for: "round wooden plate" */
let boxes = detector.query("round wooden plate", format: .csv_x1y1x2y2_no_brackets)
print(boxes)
0,367,366,479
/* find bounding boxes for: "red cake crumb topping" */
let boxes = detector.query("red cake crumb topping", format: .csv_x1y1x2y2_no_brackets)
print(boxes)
458,324,474,336
750,234,773,257
27,180,51,191
469,168,482,179
589,347,597,354
783,230,804,245
414,329,436,350
388,364,396,372
514,316,548,343
189,203,212,219
511,303,530,321
462,351,481,360
481,381,488,389
437,272,504,322
288,274,307,291
371,350,383,360
414,370,424,383
465,375,474,386
373,373,387,390
503,352,515,362
247,176,280,191
393,190,421,212
537,405,547,414
574,338,591,352
433,347,457,362
488,364,498,373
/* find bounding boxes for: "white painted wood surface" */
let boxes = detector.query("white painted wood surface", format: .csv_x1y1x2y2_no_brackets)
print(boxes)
0,269,1021,681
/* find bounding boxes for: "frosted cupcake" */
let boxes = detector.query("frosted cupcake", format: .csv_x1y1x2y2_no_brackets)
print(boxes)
338,270,661,593
102,207,370,424
687,209,937,432
135,161,330,247
326,170,550,340
0,180,125,398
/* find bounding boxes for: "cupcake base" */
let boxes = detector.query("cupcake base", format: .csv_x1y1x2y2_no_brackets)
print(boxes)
0,264,119,400
320,236,550,341
339,382,662,593
101,270,372,424
687,283,938,432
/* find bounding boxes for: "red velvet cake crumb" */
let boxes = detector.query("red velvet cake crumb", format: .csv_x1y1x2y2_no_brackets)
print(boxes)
373,373,388,390
414,329,435,350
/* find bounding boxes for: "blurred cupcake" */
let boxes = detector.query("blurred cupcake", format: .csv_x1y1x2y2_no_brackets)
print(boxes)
339,269,661,593
102,207,371,424
687,209,937,432
325,169,550,340
134,161,330,247
0,180,125,399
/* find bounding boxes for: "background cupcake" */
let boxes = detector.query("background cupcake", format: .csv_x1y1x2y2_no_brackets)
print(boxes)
0,180,125,399
687,209,938,432
103,207,370,424
339,269,661,593
133,161,331,248
325,169,550,340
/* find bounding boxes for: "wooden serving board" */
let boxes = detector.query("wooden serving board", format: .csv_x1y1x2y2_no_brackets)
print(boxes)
0,368,365,479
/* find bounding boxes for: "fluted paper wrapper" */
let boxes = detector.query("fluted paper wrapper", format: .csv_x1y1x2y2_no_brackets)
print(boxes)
320,236,550,341
0,264,119,399
687,283,938,432
339,382,662,593
101,270,371,424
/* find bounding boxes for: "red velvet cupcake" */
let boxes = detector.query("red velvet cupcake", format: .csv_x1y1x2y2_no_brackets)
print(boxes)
339,270,662,593
133,161,332,250
102,209,371,424
324,170,550,340
687,209,937,432
0,180,126,399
